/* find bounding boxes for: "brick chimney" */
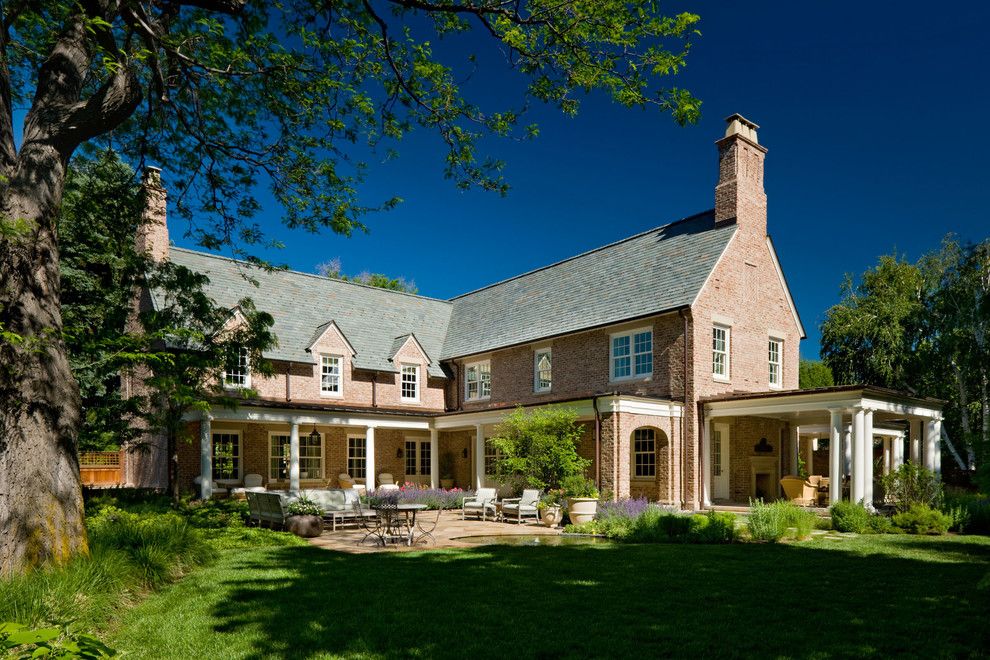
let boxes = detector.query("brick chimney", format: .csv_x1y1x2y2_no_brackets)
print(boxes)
135,166,169,262
714,114,767,237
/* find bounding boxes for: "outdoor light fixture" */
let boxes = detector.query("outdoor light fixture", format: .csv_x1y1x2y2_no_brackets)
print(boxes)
308,425,320,444
396,447,404,458
462,448,469,459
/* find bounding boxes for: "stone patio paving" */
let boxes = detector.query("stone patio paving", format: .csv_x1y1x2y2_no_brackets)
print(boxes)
308,510,562,553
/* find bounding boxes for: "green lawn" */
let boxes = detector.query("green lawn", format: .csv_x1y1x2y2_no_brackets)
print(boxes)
109,533,990,659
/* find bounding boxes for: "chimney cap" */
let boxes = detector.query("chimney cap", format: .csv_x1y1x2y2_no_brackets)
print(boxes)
723,113,759,144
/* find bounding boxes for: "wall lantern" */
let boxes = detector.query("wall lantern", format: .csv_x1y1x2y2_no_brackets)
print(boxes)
307,426,320,445
396,447,404,458
462,448,469,459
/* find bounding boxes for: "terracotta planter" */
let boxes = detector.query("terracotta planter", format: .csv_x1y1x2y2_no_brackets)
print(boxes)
286,514,323,538
567,497,598,525
540,505,564,528
441,478,455,489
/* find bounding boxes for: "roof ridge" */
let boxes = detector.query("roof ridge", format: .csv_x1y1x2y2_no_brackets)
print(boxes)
447,209,716,301
168,246,453,304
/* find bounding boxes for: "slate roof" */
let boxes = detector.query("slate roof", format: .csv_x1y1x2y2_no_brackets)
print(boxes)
441,211,735,359
159,249,453,378
162,209,735,377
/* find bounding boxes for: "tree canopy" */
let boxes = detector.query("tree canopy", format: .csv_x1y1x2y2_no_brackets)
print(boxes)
798,359,834,390
316,258,417,294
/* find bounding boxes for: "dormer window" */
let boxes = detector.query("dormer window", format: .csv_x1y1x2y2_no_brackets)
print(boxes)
223,347,250,389
321,354,342,396
401,364,420,402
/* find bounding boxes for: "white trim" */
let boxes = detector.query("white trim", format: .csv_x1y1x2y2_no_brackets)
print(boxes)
184,405,433,430
433,395,684,430
222,346,252,390
533,347,552,393
768,336,783,389
346,433,368,480
712,323,731,381
391,334,433,366
766,236,806,339
210,428,242,480
400,363,420,403
307,320,357,356
268,429,323,482
609,326,653,382
705,391,943,420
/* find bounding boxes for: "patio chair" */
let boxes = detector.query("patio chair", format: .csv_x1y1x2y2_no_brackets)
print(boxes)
256,491,291,529
355,499,385,547
245,491,262,526
415,508,442,545
378,473,400,491
462,487,498,521
501,489,541,525
339,473,367,493
193,475,228,497
231,473,266,498
779,476,816,506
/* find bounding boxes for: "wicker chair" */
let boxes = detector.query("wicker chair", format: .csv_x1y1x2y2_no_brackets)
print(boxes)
779,476,816,506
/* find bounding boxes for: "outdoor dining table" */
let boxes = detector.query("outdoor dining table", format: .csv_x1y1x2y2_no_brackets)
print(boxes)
372,502,427,546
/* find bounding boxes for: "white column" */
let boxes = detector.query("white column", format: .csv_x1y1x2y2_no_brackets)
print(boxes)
474,424,485,489
366,426,376,490
289,419,300,494
851,408,865,504
829,410,843,504
843,425,852,478
882,438,891,476
199,411,213,500
924,419,937,472
792,426,801,475
892,431,905,470
910,419,922,464
429,427,439,489
863,409,875,508
934,421,942,475
701,415,712,507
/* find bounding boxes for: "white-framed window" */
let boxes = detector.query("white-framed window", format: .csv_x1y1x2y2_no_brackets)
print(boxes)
320,354,342,396
632,428,657,479
768,338,783,388
484,438,503,477
347,436,366,479
405,439,431,477
269,431,324,481
211,431,241,480
610,328,652,381
465,360,491,401
400,364,420,402
712,324,730,380
534,348,552,392
223,347,250,389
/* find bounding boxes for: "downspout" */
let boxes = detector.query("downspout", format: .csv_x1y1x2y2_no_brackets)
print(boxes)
593,395,602,489
680,308,689,509
371,372,377,408
285,362,291,402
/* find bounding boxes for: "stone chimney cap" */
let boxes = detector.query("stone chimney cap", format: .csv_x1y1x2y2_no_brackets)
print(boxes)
142,165,163,188
723,113,759,144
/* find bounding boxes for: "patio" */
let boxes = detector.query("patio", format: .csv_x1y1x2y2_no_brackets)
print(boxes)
307,510,562,553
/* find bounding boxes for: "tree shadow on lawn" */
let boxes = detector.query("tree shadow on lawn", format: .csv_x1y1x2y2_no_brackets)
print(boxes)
210,541,990,659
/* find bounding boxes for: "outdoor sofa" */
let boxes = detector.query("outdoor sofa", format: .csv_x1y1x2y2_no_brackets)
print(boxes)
300,488,377,531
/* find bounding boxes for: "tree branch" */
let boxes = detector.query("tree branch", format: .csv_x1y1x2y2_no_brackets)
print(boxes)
0,10,16,173
58,65,141,148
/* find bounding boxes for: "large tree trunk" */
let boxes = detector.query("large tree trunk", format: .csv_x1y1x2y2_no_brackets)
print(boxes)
0,142,87,576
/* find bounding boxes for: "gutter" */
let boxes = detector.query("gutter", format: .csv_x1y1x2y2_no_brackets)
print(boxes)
593,395,602,488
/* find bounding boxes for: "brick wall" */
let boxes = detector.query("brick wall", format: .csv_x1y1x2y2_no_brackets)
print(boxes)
718,416,789,502
451,313,685,411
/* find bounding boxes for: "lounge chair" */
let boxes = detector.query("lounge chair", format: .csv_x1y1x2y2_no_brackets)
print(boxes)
779,475,816,506
230,473,266,498
501,489,541,524
339,473,367,493
378,473,400,491
462,488,498,521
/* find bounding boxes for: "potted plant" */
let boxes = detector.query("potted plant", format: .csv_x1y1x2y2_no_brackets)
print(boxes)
439,451,455,489
563,475,600,525
286,497,324,538
538,489,566,528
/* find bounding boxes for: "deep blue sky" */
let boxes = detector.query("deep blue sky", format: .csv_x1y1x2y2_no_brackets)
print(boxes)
162,2,989,358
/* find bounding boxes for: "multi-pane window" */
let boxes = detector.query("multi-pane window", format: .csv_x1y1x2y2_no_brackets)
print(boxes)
347,437,366,478
223,347,250,388
611,329,652,380
405,440,431,477
211,432,240,480
405,440,417,477
484,439,503,477
465,360,491,401
768,338,782,387
269,432,324,481
419,440,431,477
321,355,342,395
712,325,730,379
633,428,656,478
712,428,723,477
401,364,419,401
534,348,552,392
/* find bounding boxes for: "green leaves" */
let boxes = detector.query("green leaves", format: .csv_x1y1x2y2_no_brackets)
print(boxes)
489,406,591,491
0,622,116,658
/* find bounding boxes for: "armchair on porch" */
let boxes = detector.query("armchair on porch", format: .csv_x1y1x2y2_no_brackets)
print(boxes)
779,476,816,506
500,489,541,525
378,473,400,491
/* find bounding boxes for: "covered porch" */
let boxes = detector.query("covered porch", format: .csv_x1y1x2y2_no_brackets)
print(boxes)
701,386,944,509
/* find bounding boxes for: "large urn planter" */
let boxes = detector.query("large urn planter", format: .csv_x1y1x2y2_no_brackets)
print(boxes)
540,505,564,528
567,497,599,525
286,514,323,538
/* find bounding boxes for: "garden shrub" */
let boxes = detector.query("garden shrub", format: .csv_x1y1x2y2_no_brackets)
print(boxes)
746,500,788,542
880,463,944,512
944,492,990,535
891,504,952,535
830,501,873,534
627,507,735,544
0,622,116,658
868,514,896,534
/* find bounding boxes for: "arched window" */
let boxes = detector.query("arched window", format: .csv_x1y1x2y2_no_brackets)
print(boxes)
632,428,657,479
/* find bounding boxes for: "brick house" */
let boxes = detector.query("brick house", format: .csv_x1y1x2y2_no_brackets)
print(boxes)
127,114,944,509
